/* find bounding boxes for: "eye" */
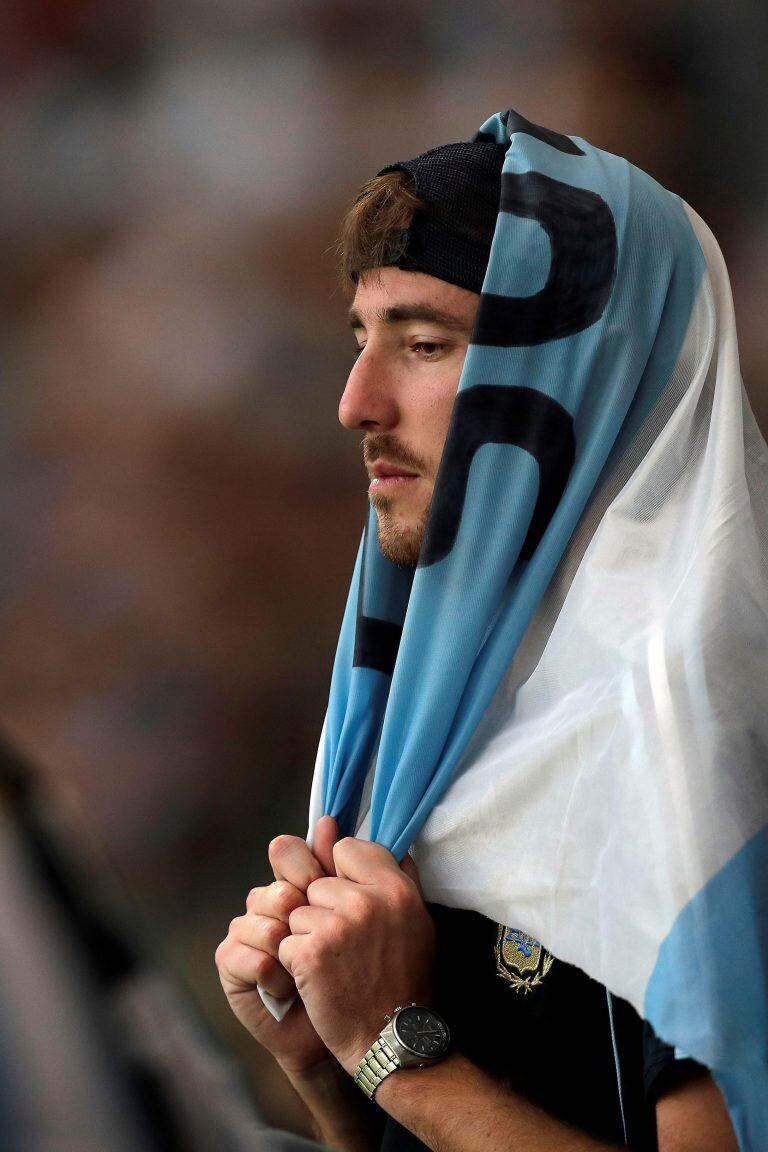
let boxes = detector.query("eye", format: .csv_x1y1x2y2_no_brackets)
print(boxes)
352,344,365,360
410,341,446,359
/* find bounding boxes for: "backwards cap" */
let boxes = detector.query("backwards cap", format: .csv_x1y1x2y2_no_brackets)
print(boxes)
376,141,507,294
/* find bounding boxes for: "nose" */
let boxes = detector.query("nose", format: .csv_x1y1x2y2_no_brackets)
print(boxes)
338,346,399,431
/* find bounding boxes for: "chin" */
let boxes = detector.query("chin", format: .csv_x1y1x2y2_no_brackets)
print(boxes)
375,511,426,568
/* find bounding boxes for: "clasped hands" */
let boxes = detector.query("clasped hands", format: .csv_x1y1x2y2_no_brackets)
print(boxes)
215,815,436,1077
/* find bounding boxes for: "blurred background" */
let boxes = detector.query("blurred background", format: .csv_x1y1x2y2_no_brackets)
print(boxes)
1,0,767,1137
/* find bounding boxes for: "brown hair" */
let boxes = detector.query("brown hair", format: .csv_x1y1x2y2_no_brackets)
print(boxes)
336,169,425,291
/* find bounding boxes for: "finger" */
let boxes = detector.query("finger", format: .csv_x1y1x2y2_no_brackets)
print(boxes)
257,958,296,999
288,904,337,935
247,880,306,924
399,852,423,894
312,815,340,877
217,941,295,999
249,884,303,912
268,835,326,893
305,875,359,911
333,836,400,883
232,913,290,958
278,932,299,979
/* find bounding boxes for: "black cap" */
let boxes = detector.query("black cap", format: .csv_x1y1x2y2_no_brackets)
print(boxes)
376,141,507,294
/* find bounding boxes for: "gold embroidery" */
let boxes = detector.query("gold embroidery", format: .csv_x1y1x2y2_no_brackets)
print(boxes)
495,924,554,993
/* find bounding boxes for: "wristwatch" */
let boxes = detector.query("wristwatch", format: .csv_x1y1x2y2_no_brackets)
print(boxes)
353,1003,451,1101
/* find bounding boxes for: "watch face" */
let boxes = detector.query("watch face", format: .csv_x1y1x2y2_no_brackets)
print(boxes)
393,1006,450,1059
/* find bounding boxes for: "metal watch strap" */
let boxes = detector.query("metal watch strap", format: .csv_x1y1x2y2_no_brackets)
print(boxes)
353,1036,401,1101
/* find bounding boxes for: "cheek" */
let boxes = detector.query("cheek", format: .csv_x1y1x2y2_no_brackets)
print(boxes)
425,377,459,463
399,360,463,472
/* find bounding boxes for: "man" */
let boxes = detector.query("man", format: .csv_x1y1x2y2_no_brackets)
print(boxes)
216,117,756,1150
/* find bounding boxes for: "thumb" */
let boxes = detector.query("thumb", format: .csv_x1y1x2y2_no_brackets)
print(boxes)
399,852,423,894
311,815,340,876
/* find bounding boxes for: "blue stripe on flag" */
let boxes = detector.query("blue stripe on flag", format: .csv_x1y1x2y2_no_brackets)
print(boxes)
645,823,768,1152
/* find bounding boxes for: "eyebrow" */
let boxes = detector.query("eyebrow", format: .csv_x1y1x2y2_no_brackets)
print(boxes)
347,303,471,333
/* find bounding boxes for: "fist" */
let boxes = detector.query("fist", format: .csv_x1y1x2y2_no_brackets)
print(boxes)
278,837,436,1074
215,816,340,1075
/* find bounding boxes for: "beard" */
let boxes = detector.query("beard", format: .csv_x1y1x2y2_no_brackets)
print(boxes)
364,433,431,568
371,496,428,567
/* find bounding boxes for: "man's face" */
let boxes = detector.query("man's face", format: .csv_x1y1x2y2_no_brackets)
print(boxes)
340,267,479,566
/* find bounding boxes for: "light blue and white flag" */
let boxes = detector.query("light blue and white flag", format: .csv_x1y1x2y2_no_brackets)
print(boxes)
297,110,767,1148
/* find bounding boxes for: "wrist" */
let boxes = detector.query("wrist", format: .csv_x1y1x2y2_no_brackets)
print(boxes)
338,1033,379,1078
338,985,437,1075
334,1017,397,1077
279,1052,341,1083
351,1003,451,1101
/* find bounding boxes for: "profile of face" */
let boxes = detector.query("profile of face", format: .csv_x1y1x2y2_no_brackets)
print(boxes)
340,267,480,566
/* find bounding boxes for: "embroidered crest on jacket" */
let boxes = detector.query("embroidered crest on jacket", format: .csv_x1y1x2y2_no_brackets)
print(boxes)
495,925,554,993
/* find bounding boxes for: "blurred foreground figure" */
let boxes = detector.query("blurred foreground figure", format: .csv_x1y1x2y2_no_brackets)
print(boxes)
0,738,324,1151
217,110,766,1151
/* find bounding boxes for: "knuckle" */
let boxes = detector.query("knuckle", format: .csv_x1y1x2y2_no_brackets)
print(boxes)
271,880,301,918
264,917,289,949
269,879,289,908
319,915,345,953
252,949,274,984
245,886,262,912
347,888,373,921
387,878,413,911
228,915,244,937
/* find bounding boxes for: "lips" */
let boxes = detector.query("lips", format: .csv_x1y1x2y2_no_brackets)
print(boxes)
370,462,418,480
368,460,420,493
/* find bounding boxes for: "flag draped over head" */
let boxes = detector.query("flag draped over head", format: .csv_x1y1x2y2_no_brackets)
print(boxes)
307,110,768,1147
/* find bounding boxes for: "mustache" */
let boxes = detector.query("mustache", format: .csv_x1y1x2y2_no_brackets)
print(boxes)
362,434,428,475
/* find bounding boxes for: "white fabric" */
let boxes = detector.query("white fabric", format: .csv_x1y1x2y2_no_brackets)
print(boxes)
408,204,768,1013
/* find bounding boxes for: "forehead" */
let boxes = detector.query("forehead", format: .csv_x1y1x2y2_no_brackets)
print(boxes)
349,267,479,329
